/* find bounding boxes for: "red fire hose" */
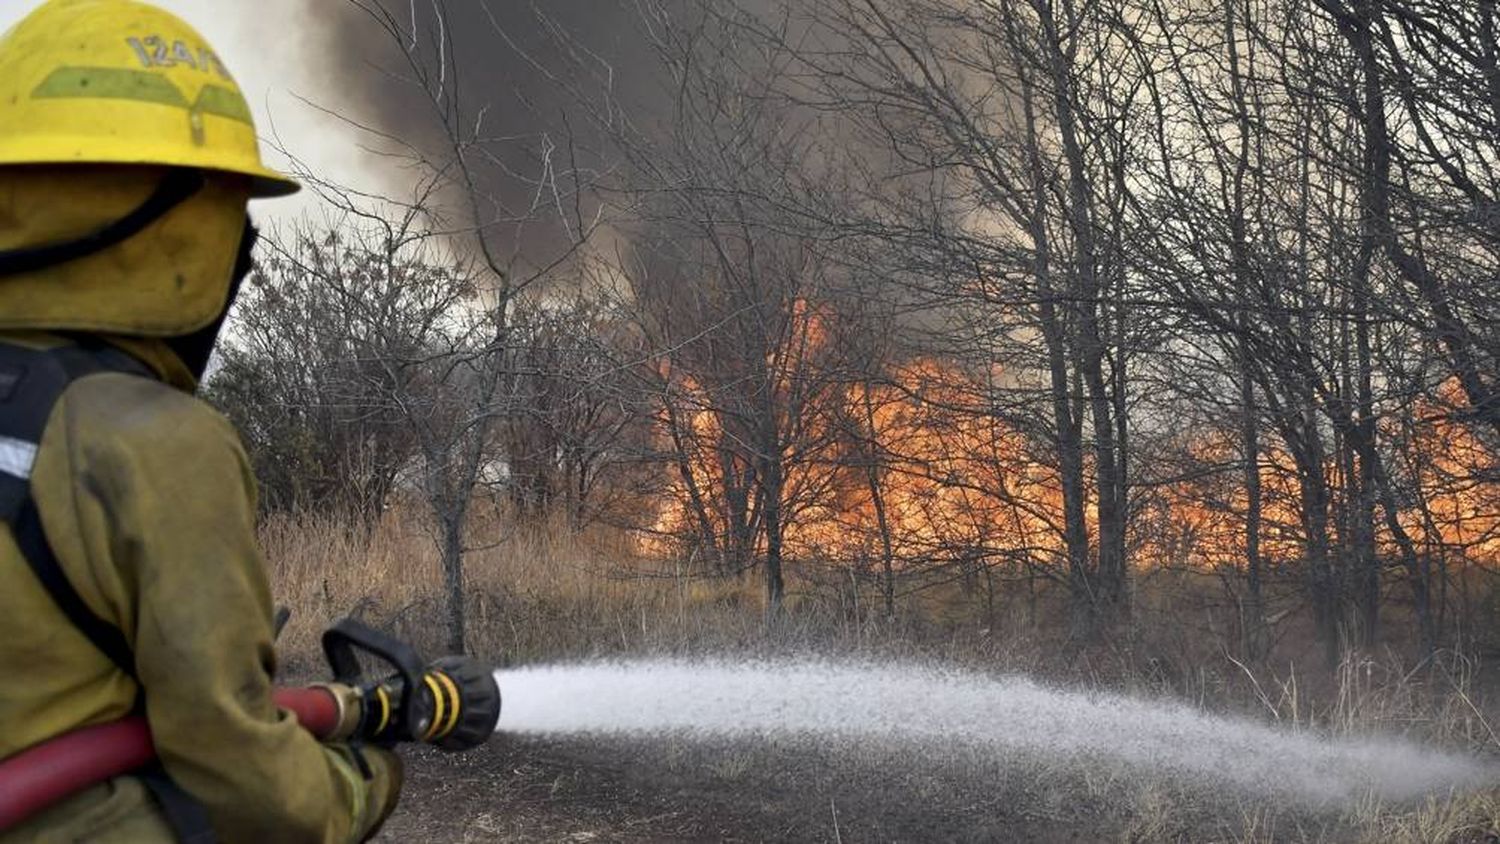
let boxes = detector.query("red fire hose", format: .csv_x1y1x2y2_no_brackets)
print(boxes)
0,620,501,834
0,687,339,831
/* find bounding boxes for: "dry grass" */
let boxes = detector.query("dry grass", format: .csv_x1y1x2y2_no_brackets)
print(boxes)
1345,790,1500,843
263,504,1500,842
263,503,983,672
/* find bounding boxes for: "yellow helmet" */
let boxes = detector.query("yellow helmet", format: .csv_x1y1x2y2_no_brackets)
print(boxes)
0,0,298,197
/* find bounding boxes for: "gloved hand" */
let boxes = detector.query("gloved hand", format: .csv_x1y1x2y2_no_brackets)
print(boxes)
324,744,404,843
360,746,404,841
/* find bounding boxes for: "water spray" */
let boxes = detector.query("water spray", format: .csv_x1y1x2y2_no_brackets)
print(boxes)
496,657,1495,805
0,619,501,830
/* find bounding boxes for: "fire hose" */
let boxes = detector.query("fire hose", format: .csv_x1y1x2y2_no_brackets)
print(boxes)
0,618,502,831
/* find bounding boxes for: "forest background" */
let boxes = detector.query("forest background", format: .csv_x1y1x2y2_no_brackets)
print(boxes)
209,0,1500,794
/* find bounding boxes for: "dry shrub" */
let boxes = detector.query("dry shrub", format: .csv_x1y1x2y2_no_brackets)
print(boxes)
264,502,779,673
264,503,1500,841
263,503,1500,728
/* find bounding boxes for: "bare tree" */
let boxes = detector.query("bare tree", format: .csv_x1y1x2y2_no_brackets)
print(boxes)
256,1,613,652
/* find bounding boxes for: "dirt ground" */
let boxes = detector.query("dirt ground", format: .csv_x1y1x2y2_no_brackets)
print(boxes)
374,735,1260,843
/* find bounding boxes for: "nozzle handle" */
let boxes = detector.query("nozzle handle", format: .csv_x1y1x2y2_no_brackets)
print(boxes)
321,618,427,743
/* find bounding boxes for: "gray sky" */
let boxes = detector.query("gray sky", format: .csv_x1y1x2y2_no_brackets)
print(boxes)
0,0,674,235
0,0,725,363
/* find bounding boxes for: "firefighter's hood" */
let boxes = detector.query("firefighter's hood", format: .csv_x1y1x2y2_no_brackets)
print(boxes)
0,164,249,339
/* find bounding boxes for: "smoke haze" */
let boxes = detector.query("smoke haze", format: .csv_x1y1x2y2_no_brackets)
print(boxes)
0,0,679,227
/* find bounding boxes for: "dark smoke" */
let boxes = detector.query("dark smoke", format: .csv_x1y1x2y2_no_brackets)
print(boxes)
291,1,677,220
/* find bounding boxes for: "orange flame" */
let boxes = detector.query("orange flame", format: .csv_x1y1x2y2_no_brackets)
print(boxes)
650,334,1500,578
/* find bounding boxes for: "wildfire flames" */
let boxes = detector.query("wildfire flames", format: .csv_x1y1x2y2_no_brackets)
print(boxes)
654,349,1499,580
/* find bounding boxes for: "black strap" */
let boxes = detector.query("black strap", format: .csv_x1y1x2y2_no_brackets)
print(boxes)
140,765,217,844
0,171,204,277
1,342,149,675
0,341,147,671
13,497,138,676
0,339,218,844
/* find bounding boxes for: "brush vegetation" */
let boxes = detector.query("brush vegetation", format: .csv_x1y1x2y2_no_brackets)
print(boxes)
210,0,1500,838
267,505,1500,843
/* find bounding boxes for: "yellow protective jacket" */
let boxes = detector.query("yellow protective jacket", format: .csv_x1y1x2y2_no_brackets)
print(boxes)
0,333,398,843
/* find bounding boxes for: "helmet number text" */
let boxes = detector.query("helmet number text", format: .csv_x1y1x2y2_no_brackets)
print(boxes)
126,37,231,80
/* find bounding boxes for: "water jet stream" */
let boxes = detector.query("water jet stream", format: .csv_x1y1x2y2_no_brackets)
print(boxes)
496,658,1494,804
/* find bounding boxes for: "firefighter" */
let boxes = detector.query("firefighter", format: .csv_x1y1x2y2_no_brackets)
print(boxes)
0,1,403,841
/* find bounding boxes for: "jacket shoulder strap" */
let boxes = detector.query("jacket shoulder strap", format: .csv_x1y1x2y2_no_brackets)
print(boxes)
0,340,217,844
0,340,152,677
